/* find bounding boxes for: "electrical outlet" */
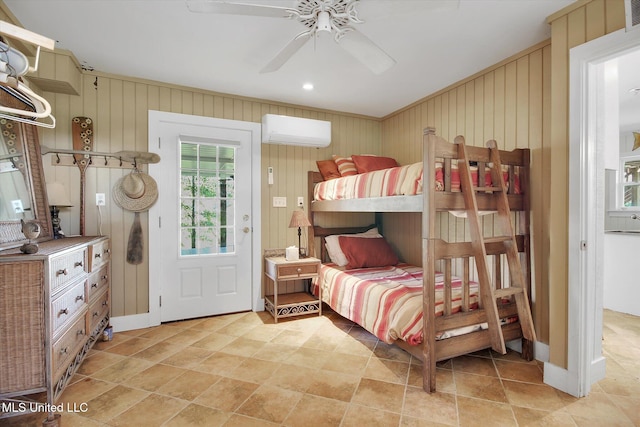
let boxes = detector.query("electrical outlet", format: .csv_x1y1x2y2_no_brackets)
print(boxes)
96,193,106,206
272,196,286,207
297,196,304,207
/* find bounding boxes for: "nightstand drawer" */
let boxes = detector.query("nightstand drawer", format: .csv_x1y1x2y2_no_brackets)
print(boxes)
277,262,319,279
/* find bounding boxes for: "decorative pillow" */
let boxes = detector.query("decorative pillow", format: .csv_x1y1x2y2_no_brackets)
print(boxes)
338,236,399,269
325,227,381,266
332,155,357,176
351,155,399,173
316,159,341,180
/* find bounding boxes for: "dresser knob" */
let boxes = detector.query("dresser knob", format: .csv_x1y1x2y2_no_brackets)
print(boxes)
58,308,69,316
101,275,108,280
74,261,83,268
91,283,98,289
75,295,84,302
56,268,68,276
60,347,68,355
77,329,85,336
297,268,302,273
95,253,101,259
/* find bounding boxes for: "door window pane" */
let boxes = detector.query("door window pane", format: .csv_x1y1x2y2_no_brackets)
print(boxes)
180,141,235,256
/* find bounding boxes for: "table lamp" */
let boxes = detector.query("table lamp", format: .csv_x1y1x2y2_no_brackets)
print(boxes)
47,182,72,239
288,209,311,258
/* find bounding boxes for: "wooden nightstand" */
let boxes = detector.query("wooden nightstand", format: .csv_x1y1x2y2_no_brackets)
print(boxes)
264,256,321,323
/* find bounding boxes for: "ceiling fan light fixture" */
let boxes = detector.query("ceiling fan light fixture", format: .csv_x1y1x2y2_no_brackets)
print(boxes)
316,11,331,33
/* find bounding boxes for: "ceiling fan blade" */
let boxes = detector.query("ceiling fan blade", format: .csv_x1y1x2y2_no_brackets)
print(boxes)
186,0,295,18
337,29,396,75
260,32,312,74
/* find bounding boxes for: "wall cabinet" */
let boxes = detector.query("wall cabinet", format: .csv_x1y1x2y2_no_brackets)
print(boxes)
0,236,111,422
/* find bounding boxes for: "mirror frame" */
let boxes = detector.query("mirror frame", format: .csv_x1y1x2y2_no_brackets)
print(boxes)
0,121,52,249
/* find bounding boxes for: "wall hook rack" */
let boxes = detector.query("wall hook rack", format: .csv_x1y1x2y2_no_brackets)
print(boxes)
41,145,160,169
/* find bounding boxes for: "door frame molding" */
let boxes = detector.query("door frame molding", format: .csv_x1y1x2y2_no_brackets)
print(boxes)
146,110,262,326
544,28,640,397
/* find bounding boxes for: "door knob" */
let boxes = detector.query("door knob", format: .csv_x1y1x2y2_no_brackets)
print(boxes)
243,227,250,233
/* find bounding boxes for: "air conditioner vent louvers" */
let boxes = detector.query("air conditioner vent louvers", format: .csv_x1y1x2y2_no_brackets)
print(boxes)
627,0,640,30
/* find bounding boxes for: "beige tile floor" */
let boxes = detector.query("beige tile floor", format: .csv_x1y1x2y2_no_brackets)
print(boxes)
4,308,639,426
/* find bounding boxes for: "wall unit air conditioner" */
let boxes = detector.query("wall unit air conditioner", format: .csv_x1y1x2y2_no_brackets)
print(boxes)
626,0,640,31
261,114,331,148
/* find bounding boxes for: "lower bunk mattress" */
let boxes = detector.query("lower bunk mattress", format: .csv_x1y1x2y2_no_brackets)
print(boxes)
311,263,480,346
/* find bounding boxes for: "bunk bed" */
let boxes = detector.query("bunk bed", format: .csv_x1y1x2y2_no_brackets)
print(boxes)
307,128,533,392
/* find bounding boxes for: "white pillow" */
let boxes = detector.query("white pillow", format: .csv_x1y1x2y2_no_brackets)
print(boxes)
325,227,382,266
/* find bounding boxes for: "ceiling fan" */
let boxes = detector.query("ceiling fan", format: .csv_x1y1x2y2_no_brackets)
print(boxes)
186,0,396,74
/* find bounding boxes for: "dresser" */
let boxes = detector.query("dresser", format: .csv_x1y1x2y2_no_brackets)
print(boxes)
0,236,111,416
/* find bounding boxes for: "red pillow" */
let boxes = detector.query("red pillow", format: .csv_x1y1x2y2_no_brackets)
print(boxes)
316,159,341,180
332,155,357,176
351,155,398,173
338,236,399,269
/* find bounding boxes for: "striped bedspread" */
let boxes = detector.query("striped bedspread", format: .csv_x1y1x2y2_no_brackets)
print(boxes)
312,263,479,345
313,162,519,201
313,162,423,201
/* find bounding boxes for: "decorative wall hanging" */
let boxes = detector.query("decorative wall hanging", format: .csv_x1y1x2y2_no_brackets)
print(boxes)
72,116,93,235
633,131,640,151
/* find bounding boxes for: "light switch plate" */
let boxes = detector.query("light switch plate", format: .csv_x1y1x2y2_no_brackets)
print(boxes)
273,196,286,207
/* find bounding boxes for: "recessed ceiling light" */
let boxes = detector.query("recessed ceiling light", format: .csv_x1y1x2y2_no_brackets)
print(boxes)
302,83,314,91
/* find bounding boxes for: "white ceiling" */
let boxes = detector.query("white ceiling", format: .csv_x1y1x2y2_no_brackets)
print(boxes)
5,0,576,118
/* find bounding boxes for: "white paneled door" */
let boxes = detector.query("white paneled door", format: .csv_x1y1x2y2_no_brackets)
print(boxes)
149,112,257,323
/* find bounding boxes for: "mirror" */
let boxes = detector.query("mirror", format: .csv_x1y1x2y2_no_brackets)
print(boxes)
0,119,33,221
0,119,52,249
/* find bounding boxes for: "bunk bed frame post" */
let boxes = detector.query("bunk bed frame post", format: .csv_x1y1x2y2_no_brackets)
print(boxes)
519,149,534,360
307,171,318,258
422,127,437,392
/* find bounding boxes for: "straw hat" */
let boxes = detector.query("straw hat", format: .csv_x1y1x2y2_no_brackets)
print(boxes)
112,170,158,212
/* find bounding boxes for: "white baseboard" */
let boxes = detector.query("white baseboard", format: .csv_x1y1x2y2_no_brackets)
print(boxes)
591,355,606,385
544,362,582,397
534,341,550,363
109,313,158,333
110,305,265,333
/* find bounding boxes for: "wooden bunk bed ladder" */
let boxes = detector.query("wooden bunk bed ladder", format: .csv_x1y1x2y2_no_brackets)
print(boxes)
455,136,537,354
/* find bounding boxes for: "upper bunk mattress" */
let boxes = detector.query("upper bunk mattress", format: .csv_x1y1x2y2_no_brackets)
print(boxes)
313,162,423,201
313,162,516,202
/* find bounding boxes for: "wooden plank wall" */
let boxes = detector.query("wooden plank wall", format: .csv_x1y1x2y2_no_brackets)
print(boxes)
37,72,380,317
380,41,552,344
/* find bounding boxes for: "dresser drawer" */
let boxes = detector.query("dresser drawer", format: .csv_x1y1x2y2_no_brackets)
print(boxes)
52,316,87,383
87,289,109,334
50,248,87,295
86,263,109,302
51,279,87,336
89,239,111,272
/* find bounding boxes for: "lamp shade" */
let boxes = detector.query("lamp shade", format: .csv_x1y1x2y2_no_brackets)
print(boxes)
289,210,311,228
46,182,72,207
